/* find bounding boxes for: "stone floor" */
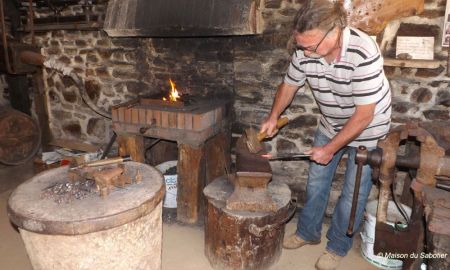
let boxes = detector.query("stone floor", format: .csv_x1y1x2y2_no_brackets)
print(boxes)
0,161,379,270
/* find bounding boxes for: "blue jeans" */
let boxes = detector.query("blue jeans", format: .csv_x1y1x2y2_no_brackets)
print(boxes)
296,129,374,257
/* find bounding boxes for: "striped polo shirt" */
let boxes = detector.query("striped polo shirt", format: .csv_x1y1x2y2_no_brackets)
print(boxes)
284,26,391,148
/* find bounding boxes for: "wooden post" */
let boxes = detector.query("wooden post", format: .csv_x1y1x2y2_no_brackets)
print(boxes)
117,134,145,163
177,143,205,224
205,131,231,185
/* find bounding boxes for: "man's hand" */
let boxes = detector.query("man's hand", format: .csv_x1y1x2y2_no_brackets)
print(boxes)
260,117,279,138
305,145,335,165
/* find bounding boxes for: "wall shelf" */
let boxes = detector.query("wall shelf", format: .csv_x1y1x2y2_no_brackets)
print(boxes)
383,58,442,69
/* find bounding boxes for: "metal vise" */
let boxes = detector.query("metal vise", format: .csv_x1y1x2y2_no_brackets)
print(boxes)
349,123,450,270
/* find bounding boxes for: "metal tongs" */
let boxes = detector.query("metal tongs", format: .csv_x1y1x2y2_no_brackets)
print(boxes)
261,153,311,161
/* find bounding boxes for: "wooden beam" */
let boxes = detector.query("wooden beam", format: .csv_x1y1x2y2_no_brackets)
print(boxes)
383,58,441,69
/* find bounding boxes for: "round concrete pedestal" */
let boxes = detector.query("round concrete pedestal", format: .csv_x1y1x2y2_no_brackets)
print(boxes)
8,162,164,270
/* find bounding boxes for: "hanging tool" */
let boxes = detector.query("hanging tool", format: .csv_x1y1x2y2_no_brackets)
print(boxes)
245,116,289,153
70,155,132,171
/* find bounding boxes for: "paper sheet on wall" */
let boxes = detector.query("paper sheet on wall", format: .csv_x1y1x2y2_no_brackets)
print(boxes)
396,36,434,60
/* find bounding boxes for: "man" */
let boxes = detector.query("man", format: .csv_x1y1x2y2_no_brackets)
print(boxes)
260,1,391,269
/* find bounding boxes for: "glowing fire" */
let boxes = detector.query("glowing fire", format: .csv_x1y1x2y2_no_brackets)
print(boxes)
163,79,180,102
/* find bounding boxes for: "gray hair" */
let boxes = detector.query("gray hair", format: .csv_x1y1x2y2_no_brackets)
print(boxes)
293,0,347,33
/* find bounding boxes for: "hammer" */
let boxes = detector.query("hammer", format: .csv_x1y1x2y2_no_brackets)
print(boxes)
245,117,289,153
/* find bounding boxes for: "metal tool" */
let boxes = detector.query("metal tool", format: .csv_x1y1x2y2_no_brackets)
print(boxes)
347,123,450,270
245,117,289,153
70,155,132,170
262,153,311,161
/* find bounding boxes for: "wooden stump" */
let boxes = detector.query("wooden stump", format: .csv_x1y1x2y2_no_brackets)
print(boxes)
204,176,291,270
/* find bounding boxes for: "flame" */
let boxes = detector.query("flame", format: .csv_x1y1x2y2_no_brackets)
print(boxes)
165,79,180,102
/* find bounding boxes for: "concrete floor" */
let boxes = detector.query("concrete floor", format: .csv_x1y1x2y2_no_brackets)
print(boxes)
0,162,379,270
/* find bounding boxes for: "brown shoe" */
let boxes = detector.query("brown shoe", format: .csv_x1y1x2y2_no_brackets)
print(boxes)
282,233,321,249
315,250,343,270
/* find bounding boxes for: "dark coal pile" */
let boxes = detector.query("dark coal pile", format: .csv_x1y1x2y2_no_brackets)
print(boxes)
41,180,97,204
162,207,177,224
164,166,177,175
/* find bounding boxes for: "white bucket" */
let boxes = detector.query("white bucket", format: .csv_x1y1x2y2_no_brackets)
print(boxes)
361,200,411,270
155,161,178,208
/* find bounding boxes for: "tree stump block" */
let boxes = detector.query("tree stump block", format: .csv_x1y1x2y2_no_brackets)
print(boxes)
203,176,291,270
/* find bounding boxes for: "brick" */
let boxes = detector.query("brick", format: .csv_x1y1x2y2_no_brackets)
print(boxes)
193,111,215,131
124,108,132,123
118,107,125,122
139,108,146,124
112,108,118,121
185,113,193,130
132,108,139,124
161,111,169,127
153,110,161,127
146,110,154,125
177,112,185,129
168,112,177,128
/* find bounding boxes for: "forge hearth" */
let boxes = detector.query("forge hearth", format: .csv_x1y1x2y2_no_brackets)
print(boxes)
112,95,232,224
112,96,229,145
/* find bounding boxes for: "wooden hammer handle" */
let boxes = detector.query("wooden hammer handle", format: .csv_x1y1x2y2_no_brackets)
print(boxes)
257,117,289,141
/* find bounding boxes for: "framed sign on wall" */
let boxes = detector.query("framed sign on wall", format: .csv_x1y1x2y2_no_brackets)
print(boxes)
442,0,450,46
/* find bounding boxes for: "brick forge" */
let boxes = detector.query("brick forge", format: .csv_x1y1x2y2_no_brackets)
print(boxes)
112,97,229,146
111,96,232,224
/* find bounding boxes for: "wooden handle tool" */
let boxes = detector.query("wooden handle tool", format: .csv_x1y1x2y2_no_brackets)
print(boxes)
245,117,289,154
256,117,289,141
70,155,132,170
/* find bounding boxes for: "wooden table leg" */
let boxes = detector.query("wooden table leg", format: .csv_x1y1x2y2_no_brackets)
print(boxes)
177,143,205,224
205,131,231,185
117,134,145,163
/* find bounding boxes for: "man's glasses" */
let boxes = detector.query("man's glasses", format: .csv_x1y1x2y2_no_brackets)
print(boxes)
296,24,336,53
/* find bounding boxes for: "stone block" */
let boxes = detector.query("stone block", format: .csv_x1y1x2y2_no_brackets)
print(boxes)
411,87,433,103
415,65,445,78
95,66,110,78
85,80,101,102
423,109,450,120
46,47,61,55
289,114,318,128
63,122,82,137
74,56,84,64
75,40,88,47
436,90,450,107
393,101,413,113
112,68,140,80
87,53,99,63
87,118,105,138
276,138,299,153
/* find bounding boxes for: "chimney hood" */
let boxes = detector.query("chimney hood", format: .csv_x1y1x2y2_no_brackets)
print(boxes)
104,0,262,37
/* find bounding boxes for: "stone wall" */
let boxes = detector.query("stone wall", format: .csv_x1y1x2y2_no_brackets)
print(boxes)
27,0,450,215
